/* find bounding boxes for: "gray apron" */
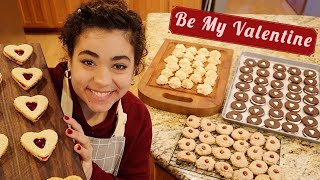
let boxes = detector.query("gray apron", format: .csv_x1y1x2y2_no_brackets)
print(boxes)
61,75,126,176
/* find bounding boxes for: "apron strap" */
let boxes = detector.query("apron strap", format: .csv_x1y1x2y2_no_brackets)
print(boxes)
112,100,127,137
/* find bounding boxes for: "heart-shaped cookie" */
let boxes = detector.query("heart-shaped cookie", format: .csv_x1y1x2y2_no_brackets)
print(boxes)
0,134,9,159
11,67,43,90
21,129,58,161
47,175,83,180
14,95,49,122
3,44,33,65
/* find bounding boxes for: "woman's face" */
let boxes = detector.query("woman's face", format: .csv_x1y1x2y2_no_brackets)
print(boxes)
70,28,135,113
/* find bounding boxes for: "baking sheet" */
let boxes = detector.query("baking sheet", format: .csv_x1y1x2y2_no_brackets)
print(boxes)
222,52,320,143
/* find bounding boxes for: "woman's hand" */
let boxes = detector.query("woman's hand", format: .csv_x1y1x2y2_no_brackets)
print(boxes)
63,115,93,180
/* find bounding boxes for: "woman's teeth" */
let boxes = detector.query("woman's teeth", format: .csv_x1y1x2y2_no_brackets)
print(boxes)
91,90,111,97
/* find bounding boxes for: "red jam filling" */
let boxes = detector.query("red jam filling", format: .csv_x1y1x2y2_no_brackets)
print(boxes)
34,138,46,149
23,73,33,80
26,102,37,111
15,50,25,56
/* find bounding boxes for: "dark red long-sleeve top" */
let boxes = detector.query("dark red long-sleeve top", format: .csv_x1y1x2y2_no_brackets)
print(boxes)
49,62,152,180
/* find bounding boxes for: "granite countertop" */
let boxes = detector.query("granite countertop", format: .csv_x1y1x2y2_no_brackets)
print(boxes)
134,13,320,179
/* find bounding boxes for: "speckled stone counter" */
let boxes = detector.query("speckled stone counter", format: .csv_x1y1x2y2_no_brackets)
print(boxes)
139,13,320,180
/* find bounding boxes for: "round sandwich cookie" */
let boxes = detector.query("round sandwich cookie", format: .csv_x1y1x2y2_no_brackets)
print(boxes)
249,106,265,117
285,92,301,103
239,73,253,83
273,71,286,80
269,89,283,99
264,118,281,131
269,98,283,109
257,59,270,68
236,82,250,92
303,126,320,139
253,85,267,95
250,95,266,106
256,69,270,77
226,111,243,121
244,58,257,67
288,67,301,75
304,69,317,78
284,101,300,112
231,101,247,112
287,83,302,93
246,115,263,126
269,108,284,120
303,85,319,95
303,105,319,117
304,77,317,86
286,112,302,125
234,92,249,102
282,121,299,134
303,94,319,106
271,80,284,90
254,77,268,86
288,75,302,84
273,64,286,72
302,116,318,127
240,66,253,74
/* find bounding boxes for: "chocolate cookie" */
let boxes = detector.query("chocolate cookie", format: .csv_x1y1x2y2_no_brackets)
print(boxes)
226,111,243,121
269,89,283,99
286,112,302,124
284,101,300,112
282,122,299,134
239,73,253,83
303,95,319,105
302,116,318,127
236,82,250,91
303,85,319,95
250,95,266,106
269,98,283,108
254,77,269,86
256,69,270,77
264,119,281,130
253,85,267,95
246,115,263,126
234,92,249,102
244,58,257,67
288,75,302,84
287,83,302,93
231,101,247,112
304,77,317,86
273,64,286,72
257,59,270,68
249,106,265,117
304,69,317,78
288,67,301,75
273,71,286,80
271,80,284,89
285,92,301,103
303,105,319,117
269,108,284,120
240,66,253,74
302,126,320,139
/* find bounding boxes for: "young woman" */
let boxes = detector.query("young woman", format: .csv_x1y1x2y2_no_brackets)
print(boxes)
48,0,152,179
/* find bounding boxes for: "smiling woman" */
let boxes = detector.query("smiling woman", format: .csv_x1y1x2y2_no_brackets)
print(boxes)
48,0,151,179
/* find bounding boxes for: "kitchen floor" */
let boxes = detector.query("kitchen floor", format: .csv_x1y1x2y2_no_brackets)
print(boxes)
26,0,296,68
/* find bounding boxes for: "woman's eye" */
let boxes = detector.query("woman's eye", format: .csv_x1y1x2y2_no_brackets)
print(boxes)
81,59,95,66
113,64,127,70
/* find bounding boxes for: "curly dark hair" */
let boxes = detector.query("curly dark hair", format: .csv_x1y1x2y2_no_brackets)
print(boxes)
60,0,147,75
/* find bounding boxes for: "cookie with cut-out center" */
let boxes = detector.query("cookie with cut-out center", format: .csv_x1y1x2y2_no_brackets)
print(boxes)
12,67,43,90
47,176,83,180
20,129,58,161
0,134,9,159
3,44,33,65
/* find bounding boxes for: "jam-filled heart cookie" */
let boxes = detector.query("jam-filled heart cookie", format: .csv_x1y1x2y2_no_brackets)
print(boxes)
0,134,9,159
3,44,33,65
20,129,58,161
14,95,49,122
12,67,43,90
47,175,83,180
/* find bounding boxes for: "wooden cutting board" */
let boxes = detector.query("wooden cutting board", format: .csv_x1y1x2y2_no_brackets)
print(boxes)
0,44,85,180
138,39,233,117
